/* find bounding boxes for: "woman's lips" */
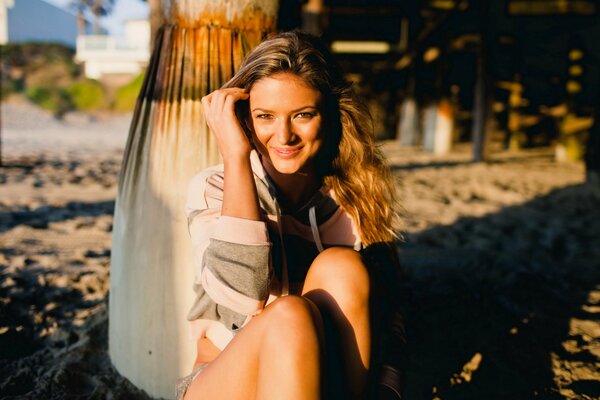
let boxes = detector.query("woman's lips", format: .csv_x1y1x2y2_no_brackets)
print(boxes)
271,147,302,159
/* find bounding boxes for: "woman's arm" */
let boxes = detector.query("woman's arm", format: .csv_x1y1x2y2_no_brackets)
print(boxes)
201,88,261,221
185,170,272,319
196,88,272,315
184,88,272,361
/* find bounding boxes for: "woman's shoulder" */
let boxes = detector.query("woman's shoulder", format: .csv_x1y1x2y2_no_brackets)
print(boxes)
188,164,225,190
185,164,226,213
318,206,362,251
318,188,362,250
186,155,272,213
188,151,265,195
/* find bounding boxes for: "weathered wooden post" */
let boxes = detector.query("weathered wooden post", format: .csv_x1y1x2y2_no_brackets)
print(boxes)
471,42,492,162
556,47,589,162
585,94,600,186
397,67,420,147
302,0,325,35
109,1,278,397
471,0,493,162
397,70,419,147
397,96,420,146
422,99,453,154
497,78,525,151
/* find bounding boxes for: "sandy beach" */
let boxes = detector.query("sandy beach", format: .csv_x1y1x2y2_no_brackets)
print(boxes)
1,100,599,399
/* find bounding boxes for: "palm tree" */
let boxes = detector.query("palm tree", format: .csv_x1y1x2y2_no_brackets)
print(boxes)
89,0,114,34
69,0,87,34
108,1,279,397
69,0,114,34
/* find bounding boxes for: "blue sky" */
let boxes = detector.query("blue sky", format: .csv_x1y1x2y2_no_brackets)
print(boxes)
46,0,149,38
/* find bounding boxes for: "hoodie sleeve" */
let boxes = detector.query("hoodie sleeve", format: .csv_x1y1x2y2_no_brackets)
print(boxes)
185,170,272,317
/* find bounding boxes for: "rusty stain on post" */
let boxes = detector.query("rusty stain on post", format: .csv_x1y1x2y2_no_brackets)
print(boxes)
169,0,278,30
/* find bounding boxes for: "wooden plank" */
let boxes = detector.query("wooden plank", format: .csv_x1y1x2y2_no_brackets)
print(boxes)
508,0,596,16
471,46,491,162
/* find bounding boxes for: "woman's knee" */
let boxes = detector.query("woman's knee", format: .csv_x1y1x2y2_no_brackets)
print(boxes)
307,247,369,293
262,296,322,347
304,247,370,307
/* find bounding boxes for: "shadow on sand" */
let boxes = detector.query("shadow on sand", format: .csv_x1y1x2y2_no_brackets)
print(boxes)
390,152,555,172
398,183,600,399
0,259,151,399
0,201,115,233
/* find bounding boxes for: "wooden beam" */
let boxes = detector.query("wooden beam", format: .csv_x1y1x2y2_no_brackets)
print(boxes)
585,99,600,185
329,6,405,17
471,1,492,162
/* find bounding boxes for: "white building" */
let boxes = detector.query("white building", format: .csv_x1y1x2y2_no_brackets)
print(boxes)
1,0,84,47
75,18,150,80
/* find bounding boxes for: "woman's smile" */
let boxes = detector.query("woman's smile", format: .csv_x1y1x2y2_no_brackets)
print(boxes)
271,146,302,158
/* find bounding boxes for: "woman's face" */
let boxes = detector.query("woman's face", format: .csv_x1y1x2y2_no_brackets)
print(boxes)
248,72,324,178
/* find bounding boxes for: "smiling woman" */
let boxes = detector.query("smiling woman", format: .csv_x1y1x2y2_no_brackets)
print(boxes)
178,31,402,400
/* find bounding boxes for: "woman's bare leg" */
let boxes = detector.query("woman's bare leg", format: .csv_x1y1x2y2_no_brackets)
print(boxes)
184,295,323,400
302,247,371,399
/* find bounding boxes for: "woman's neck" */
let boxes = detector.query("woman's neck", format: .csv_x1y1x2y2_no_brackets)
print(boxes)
263,163,321,212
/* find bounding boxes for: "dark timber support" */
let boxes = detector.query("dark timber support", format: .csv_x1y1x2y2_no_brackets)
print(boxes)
471,0,492,162
586,101,600,185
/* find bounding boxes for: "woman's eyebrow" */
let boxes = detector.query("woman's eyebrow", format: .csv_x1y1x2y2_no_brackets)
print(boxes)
251,106,319,113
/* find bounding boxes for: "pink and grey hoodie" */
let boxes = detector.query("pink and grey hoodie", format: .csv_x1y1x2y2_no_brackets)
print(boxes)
184,150,361,350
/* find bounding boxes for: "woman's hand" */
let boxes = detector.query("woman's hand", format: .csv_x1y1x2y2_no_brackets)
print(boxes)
201,88,252,162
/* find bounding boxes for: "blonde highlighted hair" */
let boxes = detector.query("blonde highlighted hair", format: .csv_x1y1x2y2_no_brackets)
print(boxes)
224,31,398,245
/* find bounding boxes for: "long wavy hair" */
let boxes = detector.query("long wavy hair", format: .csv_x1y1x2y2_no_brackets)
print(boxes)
223,31,398,246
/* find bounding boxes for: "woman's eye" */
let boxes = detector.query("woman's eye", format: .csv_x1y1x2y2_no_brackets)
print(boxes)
256,114,272,119
296,112,314,119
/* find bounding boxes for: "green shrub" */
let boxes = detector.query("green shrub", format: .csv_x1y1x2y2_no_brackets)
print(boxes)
26,61,77,89
26,86,73,116
113,72,145,112
67,79,105,110
2,42,79,105
1,42,75,72
1,78,24,99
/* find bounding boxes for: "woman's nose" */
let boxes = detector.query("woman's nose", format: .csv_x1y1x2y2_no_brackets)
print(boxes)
275,118,294,144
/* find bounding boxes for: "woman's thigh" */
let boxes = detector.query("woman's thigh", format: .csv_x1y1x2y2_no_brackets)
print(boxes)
301,247,371,398
183,295,323,400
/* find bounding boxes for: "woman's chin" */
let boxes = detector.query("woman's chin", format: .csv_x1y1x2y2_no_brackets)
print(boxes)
261,153,316,177
271,163,302,175
266,155,301,174
272,160,316,177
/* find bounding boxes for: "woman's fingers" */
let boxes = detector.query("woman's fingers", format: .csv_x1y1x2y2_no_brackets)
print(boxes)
202,88,249,129
223,91,249,114
201,87,252,160
204,88,248,114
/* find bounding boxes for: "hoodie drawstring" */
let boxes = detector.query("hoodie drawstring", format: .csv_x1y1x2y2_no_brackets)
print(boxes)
275,204,324,297
309,206,324,253
275,202,290,296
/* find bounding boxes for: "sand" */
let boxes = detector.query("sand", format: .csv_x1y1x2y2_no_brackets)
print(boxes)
1,102,152,399
1,100,599,399
383,143,600,399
